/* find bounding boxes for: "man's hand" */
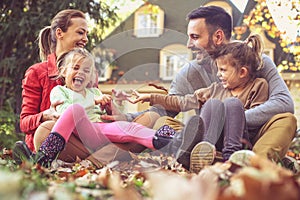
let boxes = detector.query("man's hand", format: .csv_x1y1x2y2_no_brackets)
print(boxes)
41,100,63,122
112,89,133,105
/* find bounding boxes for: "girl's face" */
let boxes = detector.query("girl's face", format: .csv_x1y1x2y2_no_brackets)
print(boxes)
64,56,93,96
57,17,89,53
216,56,244,90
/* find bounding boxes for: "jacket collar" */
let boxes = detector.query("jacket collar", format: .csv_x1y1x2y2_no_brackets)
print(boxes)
47,53,58,78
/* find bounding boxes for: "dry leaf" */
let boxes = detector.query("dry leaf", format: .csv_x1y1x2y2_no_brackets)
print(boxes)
147,169,218,200
109,171,142,200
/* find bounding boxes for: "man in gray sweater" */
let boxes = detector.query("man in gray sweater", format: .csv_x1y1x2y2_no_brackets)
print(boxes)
101,5,297,169
162,5,296,163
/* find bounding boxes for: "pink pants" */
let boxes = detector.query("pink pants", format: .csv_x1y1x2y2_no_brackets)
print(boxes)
52,104,156,151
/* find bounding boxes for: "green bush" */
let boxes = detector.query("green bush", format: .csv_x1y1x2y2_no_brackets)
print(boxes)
0,108,24,149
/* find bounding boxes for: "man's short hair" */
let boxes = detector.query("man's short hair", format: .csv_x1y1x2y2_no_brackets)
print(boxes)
187,5,232,40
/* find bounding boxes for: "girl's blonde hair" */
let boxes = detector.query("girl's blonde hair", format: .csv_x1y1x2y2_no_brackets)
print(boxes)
38,9,86,61
56,48,97,87
213,34,264,79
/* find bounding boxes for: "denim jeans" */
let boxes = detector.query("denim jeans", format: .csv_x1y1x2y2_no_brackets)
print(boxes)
200,98,248,160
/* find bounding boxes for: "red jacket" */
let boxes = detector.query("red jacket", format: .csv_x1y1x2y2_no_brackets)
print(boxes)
20,54,62,151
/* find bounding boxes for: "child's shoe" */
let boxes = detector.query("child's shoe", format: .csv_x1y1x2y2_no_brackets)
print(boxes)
176,115,204,170
190,141,216,174
152,125,177,150
36,132,65,167
13,132,66,168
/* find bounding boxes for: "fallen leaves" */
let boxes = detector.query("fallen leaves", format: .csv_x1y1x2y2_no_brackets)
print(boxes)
1,147,300,200
218,155,300,200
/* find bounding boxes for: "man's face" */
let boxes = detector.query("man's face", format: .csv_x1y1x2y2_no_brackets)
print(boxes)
186,18,217,54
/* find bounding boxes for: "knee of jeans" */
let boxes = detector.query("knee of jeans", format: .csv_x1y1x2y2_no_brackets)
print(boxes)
206,98,222,105
205,99,224,109
223,98,243,109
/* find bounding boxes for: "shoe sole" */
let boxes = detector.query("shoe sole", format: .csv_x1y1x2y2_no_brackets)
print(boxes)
190,141,216,174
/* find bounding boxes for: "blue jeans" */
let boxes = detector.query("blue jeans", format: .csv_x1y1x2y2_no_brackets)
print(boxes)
200,98,249,160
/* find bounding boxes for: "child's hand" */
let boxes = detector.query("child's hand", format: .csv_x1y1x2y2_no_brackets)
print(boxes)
112,89,132,105
131,90,151,104
95,94,112,107
194,88,210,103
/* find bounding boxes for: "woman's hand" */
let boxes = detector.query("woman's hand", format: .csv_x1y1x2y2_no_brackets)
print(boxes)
41,100,63,122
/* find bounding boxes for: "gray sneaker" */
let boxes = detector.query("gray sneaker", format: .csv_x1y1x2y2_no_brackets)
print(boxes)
228,150,255,167
281,156,300,174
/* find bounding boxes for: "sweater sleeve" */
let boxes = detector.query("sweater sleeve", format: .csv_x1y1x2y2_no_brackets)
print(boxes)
149,93,201,112
245,55,294,128
162,60,216,117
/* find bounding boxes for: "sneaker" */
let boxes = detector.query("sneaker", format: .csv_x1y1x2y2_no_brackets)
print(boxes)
281,156,300,174
176,115,204,170
190,141,216,174
12,141,34,165
228,150,255,167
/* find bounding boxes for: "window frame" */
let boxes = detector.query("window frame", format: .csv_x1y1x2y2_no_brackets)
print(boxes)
159,44,192,81
134,4,164,38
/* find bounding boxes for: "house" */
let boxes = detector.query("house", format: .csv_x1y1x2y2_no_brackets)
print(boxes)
95,0,300,125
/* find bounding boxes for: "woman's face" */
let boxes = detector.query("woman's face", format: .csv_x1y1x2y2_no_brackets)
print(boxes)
57,17,89,53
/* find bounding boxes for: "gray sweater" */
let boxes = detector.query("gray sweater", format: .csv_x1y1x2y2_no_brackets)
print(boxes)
245,55,294,127
168,54,294,130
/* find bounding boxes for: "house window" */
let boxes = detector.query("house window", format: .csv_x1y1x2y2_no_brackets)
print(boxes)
92,47,116,82
160,44,192,81
134,4,164,38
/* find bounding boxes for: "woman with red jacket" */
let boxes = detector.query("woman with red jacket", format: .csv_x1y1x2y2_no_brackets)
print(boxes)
15,9,102,165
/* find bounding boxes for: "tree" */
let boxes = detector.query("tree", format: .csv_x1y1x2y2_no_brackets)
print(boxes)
237,0,299,72
0,0,118,147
